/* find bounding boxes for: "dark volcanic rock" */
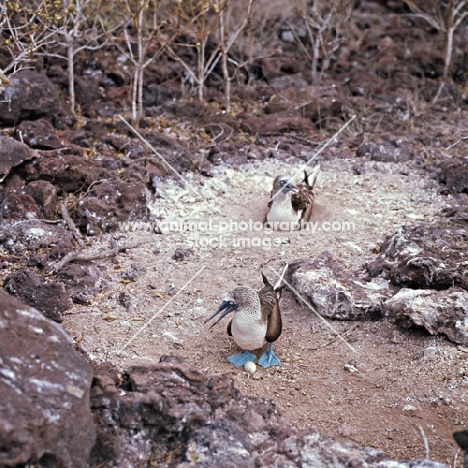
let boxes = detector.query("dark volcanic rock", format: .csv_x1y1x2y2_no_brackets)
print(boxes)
82,119,111,141
0,192,41,220
207,141,270,165
366,222,468,291
63,129,93,147
284,253,390,320
0,290,95,467
104,85,131,104
0,136,34,181
230,84,276,103
3,173,26,191
262,56,306,80
123,161,146,182
87,101,118,118
439,205,468,224
240,114,316,135
143,81,182,106
75,179,147,235
49,236,75,259
143,130,207,174
21,153,102,193
453,430,468,468
264,86,344,124
356,141,414,162
300,98,344,125
382,287,468,345
118,291,132,309
14,118,62,149
74,75,103,108
438,158,468,193
269,73,308,88
56,264,102,305
0,221,69,254
368,221,468,343
0,70,60,124
172,248,194,261
89,354,446,468
25,180,58,219
3,268,73,322
121,263,146,282
151,100,209,119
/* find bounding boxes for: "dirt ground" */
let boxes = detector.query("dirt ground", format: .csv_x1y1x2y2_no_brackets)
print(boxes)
63,157,467,466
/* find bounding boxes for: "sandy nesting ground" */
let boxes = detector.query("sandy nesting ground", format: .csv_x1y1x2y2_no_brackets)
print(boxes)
63,158,467,466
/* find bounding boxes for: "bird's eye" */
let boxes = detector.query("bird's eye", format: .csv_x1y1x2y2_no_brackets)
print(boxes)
279,180,286,185
229,301,234,305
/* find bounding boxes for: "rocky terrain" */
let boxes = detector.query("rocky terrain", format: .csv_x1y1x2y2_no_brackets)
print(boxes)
1,0,468,466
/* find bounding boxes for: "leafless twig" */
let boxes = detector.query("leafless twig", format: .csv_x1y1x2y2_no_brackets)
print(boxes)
110,0,180,125
418,425,430,459
404,0,468,97
165,0,221,102
287,134,322,147
217,0,256,112
446,136,468,150
48,239,142,274
59,203,85,248
293,0,354,84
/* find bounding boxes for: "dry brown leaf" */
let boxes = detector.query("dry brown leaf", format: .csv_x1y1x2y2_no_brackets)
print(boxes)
103,315,118,322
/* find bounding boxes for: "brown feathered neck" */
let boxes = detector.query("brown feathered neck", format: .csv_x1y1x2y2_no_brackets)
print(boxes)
225,287,260,310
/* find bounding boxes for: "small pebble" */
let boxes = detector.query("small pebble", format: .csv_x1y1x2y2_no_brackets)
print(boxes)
244,361,256,373
402,405,416,412
421,346,438,361
344,363,358,373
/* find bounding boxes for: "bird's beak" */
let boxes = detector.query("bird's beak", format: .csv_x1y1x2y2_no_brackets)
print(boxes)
204,300,238,330
282,181,299,194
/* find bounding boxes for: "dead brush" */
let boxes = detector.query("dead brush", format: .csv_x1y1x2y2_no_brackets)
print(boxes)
292,0,354,84
403,0,468,101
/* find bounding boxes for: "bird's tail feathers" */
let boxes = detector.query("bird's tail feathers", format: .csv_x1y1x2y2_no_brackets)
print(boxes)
303,164,321,189
262,272,273,288
262,263,288,297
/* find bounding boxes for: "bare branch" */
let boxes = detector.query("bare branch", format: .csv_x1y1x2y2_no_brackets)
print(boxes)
48,241,142,274
59,203,85,248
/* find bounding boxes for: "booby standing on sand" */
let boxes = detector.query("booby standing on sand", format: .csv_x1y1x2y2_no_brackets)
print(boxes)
265,164,320,230
205,268,287,368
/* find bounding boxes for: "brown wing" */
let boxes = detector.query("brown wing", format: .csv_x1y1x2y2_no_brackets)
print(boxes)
264,297,282,343
291,184,314,220
291,169,319,222
267,176,283,209
259,274,282,343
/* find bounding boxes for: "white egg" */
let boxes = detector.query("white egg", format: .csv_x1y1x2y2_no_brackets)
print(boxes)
244,361,256,373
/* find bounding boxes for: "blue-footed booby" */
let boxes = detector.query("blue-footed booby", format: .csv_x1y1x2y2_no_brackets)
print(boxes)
205,267,287,368
265,165,320,231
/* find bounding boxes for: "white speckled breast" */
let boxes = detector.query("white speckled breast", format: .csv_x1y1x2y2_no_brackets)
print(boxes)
231,312,266,350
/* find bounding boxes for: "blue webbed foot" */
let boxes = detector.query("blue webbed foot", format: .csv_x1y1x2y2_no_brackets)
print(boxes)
227,350,256,367
258,343,280,368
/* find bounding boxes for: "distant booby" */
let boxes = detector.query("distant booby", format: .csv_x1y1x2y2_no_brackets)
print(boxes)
265,165,320,231
205,268,287,368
